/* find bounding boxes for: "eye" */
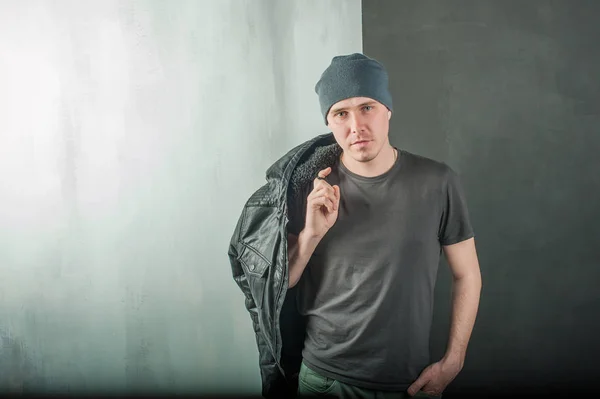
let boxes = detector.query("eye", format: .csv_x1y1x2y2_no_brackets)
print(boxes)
363,105,373,111
336,111,347,118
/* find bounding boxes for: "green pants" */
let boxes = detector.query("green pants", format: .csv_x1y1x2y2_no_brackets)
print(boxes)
297,361,442,399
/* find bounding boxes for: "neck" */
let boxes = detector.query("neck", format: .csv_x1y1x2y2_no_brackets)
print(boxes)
341,144,397,178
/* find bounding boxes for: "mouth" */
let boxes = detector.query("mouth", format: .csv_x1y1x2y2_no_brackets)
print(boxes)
352,140,371,146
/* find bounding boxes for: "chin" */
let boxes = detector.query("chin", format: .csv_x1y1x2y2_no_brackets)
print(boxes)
353,152,377,163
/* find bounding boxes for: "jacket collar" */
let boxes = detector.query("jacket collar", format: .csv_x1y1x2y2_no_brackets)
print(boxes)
265,133,342,207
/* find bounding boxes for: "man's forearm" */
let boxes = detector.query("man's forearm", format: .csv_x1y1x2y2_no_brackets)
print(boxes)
287,230,322,288
443,271,482,367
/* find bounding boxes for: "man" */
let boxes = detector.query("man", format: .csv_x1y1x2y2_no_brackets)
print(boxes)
228,53,482,399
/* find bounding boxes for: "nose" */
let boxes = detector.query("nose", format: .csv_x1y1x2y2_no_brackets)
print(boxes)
348,111,365,134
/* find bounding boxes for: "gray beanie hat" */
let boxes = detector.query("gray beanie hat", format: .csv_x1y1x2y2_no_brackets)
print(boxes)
315,53,393,125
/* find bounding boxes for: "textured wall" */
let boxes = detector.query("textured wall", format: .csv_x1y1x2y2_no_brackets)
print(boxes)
0,0,361,395
363,0,600,395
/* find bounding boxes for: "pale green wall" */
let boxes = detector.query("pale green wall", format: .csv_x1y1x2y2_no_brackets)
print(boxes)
0,0,361,395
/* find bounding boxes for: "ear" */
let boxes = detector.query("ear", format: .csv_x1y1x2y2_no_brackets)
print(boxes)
388,110,392,120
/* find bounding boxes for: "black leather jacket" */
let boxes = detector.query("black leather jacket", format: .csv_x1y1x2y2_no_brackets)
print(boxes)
227,133,342,398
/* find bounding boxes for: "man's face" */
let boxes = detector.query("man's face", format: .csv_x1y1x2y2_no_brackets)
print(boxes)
326,97,392,164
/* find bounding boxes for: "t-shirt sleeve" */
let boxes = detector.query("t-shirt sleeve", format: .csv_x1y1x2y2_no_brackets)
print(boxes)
438,166,475,246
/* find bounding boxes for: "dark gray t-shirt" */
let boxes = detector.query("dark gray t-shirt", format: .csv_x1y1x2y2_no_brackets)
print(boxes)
288,148,474,391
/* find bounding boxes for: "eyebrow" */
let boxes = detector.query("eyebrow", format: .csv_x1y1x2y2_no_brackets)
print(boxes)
329,101,377,115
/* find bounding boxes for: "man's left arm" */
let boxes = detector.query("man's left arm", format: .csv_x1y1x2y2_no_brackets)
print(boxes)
441,237,482,367
407,237,482,397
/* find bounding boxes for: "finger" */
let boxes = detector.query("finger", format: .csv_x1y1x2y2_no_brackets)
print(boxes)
313,181,334,198
407,378,428,396
310,195,335,213
406,384,421,397
330,186,339,210
318,167,332,179
315,199,334,214
314,167,332,184
310,191,336,205
311,194,335,209
311,184,335,199
320,185,340,211
407,372,430,396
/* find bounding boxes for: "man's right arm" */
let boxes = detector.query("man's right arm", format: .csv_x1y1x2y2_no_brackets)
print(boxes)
287,230,322,288
287,166,340,288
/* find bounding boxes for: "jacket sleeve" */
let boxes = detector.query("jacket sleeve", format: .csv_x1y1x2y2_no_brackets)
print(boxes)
228,210,293,399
